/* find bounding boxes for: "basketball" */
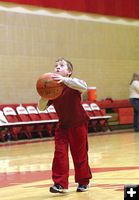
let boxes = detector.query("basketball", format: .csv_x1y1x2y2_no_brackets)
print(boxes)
36,72,64,100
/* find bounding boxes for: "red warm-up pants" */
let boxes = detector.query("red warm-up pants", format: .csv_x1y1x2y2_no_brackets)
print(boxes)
52,123,92,189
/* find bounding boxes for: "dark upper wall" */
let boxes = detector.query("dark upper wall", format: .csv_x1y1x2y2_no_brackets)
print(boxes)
0,0,139,20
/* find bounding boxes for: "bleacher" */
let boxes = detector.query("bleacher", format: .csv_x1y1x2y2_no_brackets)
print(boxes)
0,104,59,142
0,99,134,142
96,98,134,128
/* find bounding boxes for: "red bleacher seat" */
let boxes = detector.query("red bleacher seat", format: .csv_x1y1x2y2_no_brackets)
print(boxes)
0,110,8,142
16,105,33,139
2,107,26,140
26,106,43,138
82,103,94,118
36,107,54,136
0,110,8,124
82,103,97,131
47,105,59,120
36,107,51,120
47,105,59,135
90,103,111,132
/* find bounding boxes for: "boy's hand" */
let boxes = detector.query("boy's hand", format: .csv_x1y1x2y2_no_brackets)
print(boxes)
52,74,66,83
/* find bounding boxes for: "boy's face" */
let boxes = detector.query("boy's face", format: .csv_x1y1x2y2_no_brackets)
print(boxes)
54,60,72,77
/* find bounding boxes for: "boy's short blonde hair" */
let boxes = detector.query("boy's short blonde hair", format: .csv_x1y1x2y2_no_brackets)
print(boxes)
56,57,73,73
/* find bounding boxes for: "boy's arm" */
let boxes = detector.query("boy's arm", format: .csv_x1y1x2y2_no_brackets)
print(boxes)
63,77,87,93
38,98,53,111
52,74,87,93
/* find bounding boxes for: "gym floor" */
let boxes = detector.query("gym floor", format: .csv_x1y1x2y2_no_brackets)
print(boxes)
0,130,139,200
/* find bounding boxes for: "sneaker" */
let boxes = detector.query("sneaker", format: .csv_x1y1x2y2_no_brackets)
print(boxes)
49,184,67,193
76,184,89,192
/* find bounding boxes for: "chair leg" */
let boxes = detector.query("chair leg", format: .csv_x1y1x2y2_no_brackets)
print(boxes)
0,131,6,142
38,131,43,138
90,120,97,132
104,120,112,131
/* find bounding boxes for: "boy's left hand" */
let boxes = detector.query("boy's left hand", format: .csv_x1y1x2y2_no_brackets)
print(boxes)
52,74,65,83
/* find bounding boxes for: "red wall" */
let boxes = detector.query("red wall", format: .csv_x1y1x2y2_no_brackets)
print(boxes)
0,0,139,19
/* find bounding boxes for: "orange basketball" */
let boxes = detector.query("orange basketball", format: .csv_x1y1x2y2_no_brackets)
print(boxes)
36,72,64,100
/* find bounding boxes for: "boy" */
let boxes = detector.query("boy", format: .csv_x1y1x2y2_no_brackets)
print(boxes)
38,58,92,193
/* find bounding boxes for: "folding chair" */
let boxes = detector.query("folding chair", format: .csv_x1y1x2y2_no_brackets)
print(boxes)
82,102,99,132
26,106,43,138
36,107,51,120
16,105,33,139
0,110,8,142
90,103,112,131
0,110,8,124
82,103,94,118
47,105,59,135
3,107,23,140
47,105,59,119
36,107,54,137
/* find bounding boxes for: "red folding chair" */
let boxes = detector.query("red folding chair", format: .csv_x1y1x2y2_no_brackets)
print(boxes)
0,110,8,142
36,107,51,120
82,103,98,132
26,106,43,138
3,107,23,140
47,105,59,120
90,103,111,131
47,105,59,135
16,105,33,139
36,107,54,137
82,103,94,118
